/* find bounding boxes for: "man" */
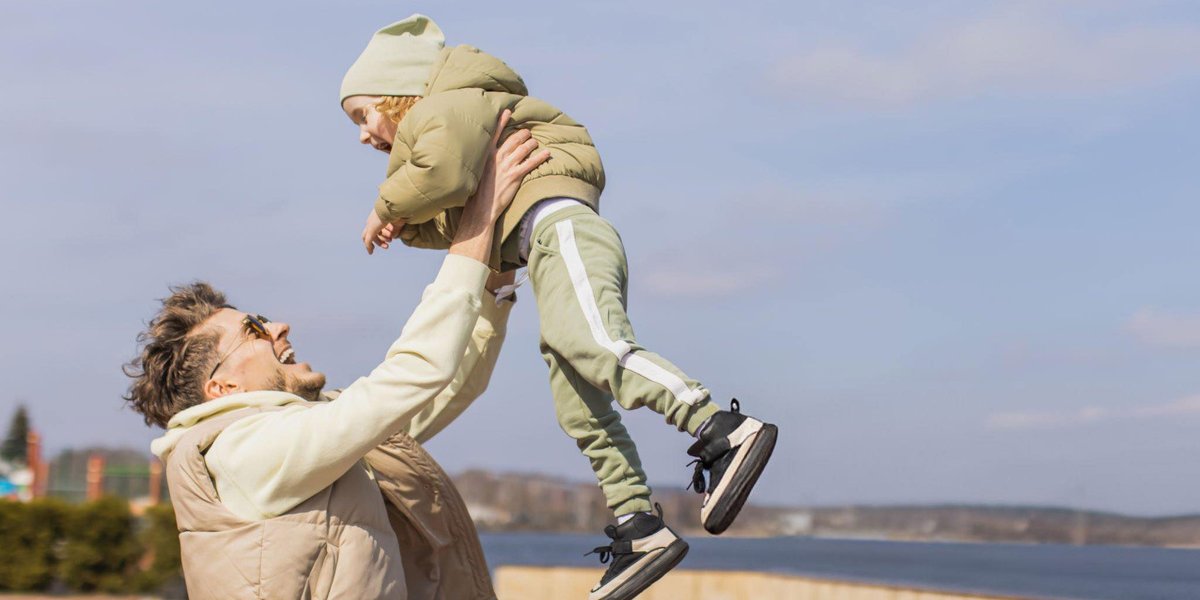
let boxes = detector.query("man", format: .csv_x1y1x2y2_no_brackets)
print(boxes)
123,112,547,599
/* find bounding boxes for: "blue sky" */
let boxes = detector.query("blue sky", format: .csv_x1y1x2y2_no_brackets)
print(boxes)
2,1,1199,515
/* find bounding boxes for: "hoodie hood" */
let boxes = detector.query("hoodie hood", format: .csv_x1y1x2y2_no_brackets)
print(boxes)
150,390,308,462
425,45,528,97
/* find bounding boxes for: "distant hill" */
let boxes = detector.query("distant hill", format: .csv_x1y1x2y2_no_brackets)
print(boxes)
33,449,1200,548
451,469,1200,547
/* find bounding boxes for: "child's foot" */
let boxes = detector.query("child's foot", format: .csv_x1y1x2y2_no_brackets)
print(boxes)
585,504,689,600
687,399,778,534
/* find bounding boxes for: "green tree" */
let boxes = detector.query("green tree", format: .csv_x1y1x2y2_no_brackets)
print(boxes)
1,405,29,464
60,497,141,593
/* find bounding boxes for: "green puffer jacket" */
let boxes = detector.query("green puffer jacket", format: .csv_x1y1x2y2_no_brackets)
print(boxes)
382,44,605,270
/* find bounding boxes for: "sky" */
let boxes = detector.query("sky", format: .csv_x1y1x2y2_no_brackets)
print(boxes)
2,0,1199,516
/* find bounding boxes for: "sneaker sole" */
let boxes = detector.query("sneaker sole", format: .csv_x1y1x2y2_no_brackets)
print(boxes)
702,423,778,535
590,538,690,600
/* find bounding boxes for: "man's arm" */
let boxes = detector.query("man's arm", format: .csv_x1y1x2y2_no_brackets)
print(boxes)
405,289,512,444
204,110,545,520
206,254,489,519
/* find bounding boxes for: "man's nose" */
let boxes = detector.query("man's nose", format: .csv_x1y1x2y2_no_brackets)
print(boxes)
268,321,290,342
359,126,371,145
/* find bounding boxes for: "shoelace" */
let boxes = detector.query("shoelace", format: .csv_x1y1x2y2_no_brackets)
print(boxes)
585,525,621,564
686,398,743,494
586,544,615,564
585,504,666,565
686,458,707,494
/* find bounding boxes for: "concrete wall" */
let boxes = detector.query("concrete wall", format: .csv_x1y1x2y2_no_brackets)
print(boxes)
494,566,1030,600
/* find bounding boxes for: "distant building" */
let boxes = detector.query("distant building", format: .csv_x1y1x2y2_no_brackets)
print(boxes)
47,447,163,503
781,511,814,535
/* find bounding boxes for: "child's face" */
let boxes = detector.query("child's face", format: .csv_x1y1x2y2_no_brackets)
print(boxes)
343,95,397,154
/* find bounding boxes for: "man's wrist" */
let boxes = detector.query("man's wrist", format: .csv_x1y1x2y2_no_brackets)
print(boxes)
437,254,491,292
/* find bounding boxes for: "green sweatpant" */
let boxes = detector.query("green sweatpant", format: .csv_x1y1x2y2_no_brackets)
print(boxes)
526,206,720,516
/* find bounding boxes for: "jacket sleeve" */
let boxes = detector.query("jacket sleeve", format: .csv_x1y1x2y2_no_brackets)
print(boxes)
396,209,459,250
204,254,489,521
405,292,512,444
375,92,497,225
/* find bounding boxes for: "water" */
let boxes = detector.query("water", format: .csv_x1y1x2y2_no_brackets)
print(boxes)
479,533,1200,600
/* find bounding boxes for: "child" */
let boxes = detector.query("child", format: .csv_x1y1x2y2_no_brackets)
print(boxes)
341,15,778,600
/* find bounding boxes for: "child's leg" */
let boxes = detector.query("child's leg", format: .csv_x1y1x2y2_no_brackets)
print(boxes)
542,344,653,516
527,208,720,437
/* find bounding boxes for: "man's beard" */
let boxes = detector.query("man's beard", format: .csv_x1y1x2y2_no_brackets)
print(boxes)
268,369,326,402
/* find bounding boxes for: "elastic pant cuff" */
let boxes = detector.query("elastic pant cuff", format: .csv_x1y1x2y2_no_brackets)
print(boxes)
612,497,654,517
684,401,722,436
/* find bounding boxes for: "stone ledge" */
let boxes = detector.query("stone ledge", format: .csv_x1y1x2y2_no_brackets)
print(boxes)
494,566,1031,600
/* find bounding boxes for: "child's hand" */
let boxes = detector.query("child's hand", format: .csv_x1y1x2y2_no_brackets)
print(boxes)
361,210,403,255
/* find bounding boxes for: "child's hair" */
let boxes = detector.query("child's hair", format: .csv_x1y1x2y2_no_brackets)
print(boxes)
376,96,421,124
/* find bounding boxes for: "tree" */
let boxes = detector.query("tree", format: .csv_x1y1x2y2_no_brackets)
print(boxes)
1,405,29,464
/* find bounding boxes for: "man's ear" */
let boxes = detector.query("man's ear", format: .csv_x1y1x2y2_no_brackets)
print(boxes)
203,377,239,401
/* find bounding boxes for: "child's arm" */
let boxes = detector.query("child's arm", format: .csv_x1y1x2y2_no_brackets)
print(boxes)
377,91,503,227
362,210,402,254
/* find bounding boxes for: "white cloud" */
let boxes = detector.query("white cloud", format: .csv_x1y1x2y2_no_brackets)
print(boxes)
771,5,1200,107
987,396,1200,430
1126,308,1200,349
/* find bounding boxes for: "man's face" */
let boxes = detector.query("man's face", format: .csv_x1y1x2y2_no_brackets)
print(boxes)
342,95,397,154
203,308,326,402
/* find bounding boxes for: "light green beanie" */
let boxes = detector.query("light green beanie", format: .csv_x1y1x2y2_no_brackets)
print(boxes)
340,14,446,106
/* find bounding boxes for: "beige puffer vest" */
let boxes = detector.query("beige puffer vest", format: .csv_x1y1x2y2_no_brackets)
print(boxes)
165,405,495,600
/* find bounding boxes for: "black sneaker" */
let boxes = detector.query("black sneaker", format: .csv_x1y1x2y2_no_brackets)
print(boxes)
585,504,689,600
687,399,778,534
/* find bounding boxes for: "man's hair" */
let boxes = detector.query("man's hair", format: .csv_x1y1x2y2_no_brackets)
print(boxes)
376,95,420,124
123,282,229,428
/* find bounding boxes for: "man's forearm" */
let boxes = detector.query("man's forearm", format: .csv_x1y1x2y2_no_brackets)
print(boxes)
206,255,489,520
406,293,512,443
447,207,497,264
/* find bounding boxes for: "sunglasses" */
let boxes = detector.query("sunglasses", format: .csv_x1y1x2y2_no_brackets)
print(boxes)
208,314,273,379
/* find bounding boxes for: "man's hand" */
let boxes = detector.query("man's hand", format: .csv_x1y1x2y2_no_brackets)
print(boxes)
449,109,551,263
362,210,404,255
473,123,550,223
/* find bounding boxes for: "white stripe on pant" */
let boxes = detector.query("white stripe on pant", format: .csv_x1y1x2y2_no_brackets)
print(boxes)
555,219,707,407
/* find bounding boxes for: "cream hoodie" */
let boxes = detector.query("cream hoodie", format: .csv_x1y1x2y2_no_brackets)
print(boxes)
152,254,509,521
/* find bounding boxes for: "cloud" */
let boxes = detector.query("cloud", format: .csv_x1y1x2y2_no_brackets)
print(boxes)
987,396,1200,430
771,5,1200,108
1126,308,1200,349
